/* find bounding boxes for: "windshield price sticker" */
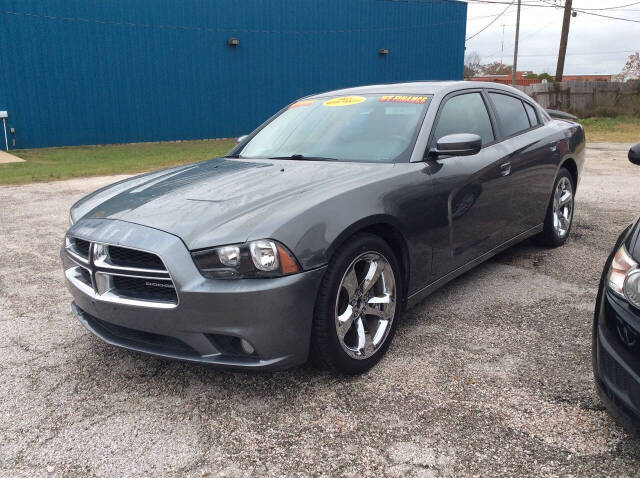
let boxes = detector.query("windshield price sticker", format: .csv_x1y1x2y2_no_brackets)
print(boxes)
323,96,367,107
380,95,429,104
288,100,316,109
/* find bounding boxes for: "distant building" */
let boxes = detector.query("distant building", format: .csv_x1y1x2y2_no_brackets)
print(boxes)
469,71,613,86
469,71,540,86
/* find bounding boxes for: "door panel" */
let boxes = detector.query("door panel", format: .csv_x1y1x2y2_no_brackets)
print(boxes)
427,143,514,279
500,127,558,238
426,91,512,280
486,93,560,239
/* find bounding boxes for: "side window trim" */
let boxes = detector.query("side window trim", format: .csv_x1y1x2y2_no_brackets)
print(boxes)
426,89,498,155
486,89,544,141
523,100,541,127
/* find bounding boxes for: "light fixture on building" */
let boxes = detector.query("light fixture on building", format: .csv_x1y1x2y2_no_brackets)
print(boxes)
228,38,240,47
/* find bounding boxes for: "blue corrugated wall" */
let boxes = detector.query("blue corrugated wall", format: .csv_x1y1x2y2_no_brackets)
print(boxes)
0,0,466,149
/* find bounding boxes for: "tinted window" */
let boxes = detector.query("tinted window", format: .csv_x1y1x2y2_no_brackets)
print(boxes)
433,93,494,145
240,94,431,162
489,93,531,137
524,102,539,126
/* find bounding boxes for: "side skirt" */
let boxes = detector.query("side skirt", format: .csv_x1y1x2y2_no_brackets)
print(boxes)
406,224,543,309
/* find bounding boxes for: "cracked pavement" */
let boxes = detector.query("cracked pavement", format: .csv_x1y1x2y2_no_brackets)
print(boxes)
1,144,640,477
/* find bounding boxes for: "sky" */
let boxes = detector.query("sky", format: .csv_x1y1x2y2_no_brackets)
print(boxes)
464,0,639,75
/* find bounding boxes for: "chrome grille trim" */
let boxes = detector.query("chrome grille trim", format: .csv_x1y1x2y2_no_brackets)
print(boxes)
64,237,178,309
65,237,90,265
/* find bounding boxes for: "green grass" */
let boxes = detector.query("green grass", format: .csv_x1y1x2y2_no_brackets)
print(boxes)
0,139,236,185
579,116,640,143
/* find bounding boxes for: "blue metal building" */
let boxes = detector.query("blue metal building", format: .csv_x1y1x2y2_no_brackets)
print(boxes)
0,0,466,149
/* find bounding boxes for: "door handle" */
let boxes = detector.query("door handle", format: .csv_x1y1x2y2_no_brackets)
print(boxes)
499,162,511,176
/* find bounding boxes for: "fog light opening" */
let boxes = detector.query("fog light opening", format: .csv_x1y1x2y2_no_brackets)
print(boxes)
240,339,255,355
616,317,638,349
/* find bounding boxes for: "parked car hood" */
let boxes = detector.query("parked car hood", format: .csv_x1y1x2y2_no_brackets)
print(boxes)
71,157,396,250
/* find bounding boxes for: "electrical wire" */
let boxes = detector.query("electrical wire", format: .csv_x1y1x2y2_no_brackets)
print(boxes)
466,0,514,40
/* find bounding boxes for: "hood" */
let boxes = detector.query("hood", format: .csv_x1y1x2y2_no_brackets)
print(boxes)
72,157,395,249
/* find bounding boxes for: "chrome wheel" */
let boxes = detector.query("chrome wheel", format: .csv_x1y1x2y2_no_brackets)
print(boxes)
334,252,396,360
552,176,573,238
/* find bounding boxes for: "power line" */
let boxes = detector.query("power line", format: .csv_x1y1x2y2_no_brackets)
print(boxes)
574,10,640,23
573,1,640,11
466,0,515,40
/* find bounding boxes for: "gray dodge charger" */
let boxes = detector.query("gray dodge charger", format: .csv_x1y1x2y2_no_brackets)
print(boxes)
62,81,585,374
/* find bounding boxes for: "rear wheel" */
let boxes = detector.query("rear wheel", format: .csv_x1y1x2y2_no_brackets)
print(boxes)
310,234,401,374
536,167,575,247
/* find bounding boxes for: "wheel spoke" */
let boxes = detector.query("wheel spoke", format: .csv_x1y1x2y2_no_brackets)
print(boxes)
362,259,384,293
337,305,354,339
342,268,359,301
559,191,572,206
368,293,392,305
363,294,392,319
355,317,366,353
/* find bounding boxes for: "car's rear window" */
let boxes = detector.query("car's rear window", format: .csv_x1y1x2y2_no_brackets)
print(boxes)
239,94,432,162
489,92,531,137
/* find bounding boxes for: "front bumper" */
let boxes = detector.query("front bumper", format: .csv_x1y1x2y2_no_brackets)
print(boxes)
62,219,326,370
594,286,640,434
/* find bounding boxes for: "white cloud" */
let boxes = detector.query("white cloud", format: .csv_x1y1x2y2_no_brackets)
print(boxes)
465,0,638,75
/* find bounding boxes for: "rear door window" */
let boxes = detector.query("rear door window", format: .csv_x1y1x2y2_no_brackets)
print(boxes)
489,93,531,137
432,92,494,146
524,102,539,126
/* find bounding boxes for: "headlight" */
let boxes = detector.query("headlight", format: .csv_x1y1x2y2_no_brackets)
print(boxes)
607,244,640,309
191,239,300,279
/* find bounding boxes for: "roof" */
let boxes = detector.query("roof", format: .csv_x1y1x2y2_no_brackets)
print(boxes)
306,80,526,98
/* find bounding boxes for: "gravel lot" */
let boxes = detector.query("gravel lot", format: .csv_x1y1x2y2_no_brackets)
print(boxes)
2,144,640,477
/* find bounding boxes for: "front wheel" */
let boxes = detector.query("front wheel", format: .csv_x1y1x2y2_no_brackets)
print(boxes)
310,234,402,374
536,167,575,247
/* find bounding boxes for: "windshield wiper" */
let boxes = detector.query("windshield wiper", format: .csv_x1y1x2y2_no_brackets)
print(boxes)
267,154,338,161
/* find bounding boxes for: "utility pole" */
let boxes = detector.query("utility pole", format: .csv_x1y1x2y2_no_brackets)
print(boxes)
555,0,573,82
512,0,521,87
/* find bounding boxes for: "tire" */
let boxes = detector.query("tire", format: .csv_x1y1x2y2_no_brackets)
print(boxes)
310,233,402,374
535,167,575,247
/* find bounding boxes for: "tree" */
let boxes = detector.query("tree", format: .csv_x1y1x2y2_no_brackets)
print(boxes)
621,52,640,81
480,62,513,76
464,51,482,78
524,72,555,82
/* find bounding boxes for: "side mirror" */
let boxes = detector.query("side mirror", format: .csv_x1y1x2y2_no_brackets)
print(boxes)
629,143,640,165
432,133,482,157
236,135,248,144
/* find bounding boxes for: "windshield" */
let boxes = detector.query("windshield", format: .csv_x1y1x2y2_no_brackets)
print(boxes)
238,94,431,162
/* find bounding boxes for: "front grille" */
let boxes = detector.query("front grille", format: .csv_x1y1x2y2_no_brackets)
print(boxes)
108,245,165,270
81,310,196,356
78,267,92,285
112,275,177,302
600,343,640,410
74,238,91,258
65,237,178,308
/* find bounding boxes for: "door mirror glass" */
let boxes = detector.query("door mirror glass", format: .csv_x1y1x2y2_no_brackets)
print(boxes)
629,143,640,165
236,135,248,144
434,133,482,157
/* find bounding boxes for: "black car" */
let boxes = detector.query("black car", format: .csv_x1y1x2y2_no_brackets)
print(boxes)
593,143,640,433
